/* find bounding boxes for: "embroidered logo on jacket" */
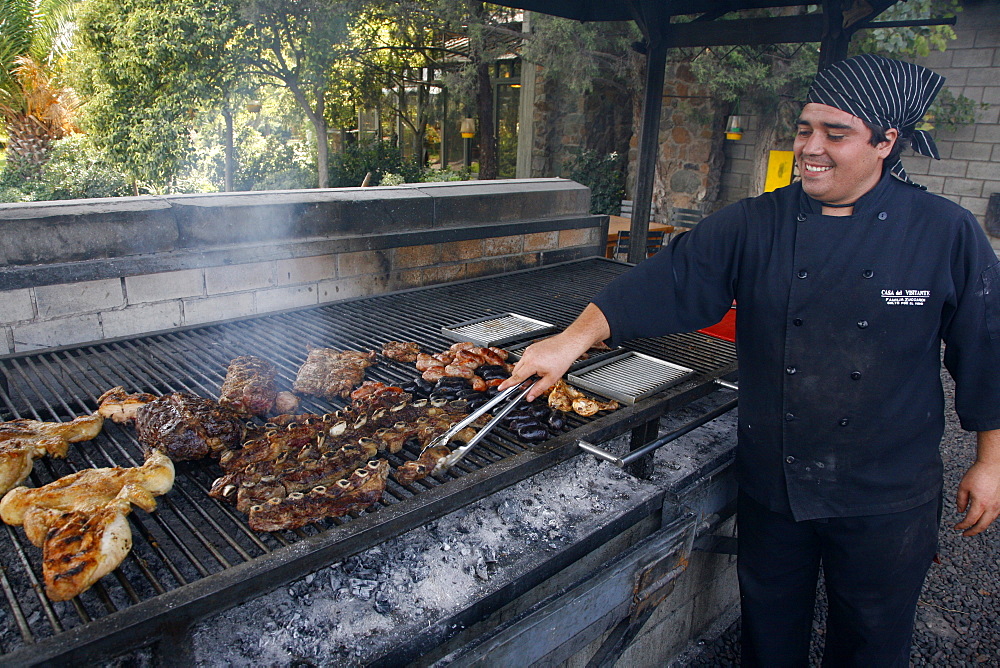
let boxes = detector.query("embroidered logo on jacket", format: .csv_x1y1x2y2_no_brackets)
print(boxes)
882,289,930,306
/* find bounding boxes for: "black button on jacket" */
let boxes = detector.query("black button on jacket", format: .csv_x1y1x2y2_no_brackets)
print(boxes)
594,172,1000,520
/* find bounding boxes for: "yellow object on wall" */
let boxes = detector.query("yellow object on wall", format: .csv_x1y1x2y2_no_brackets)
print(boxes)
764,150,795,192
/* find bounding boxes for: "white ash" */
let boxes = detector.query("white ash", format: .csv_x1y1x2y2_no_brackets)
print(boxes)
188,453,661,666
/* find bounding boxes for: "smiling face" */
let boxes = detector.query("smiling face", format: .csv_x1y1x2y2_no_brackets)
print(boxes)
794,103,898,206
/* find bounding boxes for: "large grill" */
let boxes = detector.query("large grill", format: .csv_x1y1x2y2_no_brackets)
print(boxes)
0,258,736,665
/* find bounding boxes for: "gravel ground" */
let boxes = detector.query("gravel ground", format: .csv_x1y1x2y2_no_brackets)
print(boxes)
677,369,1000,666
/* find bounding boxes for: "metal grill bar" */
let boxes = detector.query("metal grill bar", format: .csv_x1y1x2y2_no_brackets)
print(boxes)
0,258,736,664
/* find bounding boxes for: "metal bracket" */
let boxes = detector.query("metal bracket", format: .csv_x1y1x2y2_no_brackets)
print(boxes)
577,380,738,469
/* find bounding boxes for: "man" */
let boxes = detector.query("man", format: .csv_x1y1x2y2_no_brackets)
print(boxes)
501,54,1000,666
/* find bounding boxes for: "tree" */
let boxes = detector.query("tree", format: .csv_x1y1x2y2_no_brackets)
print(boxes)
73,0,242,188
0,0,78,172
361,0,523,180
238,0,354,188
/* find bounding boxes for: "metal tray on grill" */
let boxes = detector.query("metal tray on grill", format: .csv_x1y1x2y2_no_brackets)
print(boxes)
441,313,558,347
505,336,624,371
567,351,695,404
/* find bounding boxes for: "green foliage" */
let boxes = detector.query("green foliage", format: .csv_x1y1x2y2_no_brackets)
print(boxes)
421,166,474,182
521,13,640,96
0,133,132,201
72,0,242,185
177,119,317,192
329,139,423,188
925,87,984,132
565,149,626,216
851,0,960,58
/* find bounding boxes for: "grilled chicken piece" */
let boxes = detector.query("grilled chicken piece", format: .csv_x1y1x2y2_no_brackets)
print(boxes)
293,348,377,401
0,415,104,495
381,341,422,363
97,387,158,423
247,459,389,532
220,356,279,417
135,393,246,461
29,497,135,601
546,380,619,417
0,450,174,601
0,450,174,527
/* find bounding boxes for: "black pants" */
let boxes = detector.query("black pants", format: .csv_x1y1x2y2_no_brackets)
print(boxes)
737,491,939,668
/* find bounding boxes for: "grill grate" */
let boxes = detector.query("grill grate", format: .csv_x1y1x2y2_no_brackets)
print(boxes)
569,351,695,405
0,258,736,663
441,313,558,347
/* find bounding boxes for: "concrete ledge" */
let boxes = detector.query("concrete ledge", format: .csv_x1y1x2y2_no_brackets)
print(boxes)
0,180,606,352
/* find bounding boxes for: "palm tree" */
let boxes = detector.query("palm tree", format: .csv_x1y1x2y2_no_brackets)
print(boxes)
0,0,79,171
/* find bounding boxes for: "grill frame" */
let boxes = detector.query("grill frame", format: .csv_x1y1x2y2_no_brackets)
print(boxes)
0,258,737,664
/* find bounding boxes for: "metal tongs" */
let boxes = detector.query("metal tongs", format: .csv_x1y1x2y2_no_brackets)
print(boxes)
426,378,535,474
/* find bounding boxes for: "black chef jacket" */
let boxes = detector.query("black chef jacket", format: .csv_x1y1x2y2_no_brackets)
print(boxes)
594,171,1000,521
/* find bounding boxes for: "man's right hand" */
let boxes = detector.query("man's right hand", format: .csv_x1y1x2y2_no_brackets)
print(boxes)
498,303,612,401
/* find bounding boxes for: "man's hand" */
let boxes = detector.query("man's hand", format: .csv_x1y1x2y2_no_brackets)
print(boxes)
954,429,1000,537
498,303,611,401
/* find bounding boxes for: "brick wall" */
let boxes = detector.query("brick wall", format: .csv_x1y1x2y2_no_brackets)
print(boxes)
0,180,605,355
905,0,1000,252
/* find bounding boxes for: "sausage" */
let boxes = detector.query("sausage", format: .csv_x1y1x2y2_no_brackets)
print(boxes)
422,366,446,382
444,364,475,379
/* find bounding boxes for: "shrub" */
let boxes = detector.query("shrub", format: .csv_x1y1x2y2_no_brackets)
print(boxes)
564,149,626,215
0,135,133,202
329,140,423,188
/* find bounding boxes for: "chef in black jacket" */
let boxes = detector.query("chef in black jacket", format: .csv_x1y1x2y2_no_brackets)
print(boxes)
501,54,1000,666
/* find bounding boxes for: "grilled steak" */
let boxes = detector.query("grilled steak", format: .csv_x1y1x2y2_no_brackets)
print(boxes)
381,341,421,363
293,348,377,401
135,393,246,461
219,356,279,417
246,460,390,532
210,395,478,530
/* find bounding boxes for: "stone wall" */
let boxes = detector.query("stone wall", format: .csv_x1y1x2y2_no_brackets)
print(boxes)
626,60,728,222
528,65,634,191
905,0,1000,251
0,179,605,355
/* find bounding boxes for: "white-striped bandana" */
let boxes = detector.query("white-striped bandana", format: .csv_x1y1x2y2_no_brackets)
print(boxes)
806,54,945,188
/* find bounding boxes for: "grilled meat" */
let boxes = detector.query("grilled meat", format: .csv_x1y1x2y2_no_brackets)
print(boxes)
247,460,390,532
381,341,421,363
30,498,135,601
97,387,158,423
0,450,175,527
293,348,377,401
211,395,477,530
135,393,246,461
349,381,408,410
416,343,510,387
1,450,174,601
0,414,104,495
546,379,619,417
219,356,279,417
394,444,451,485
274,391,300,415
